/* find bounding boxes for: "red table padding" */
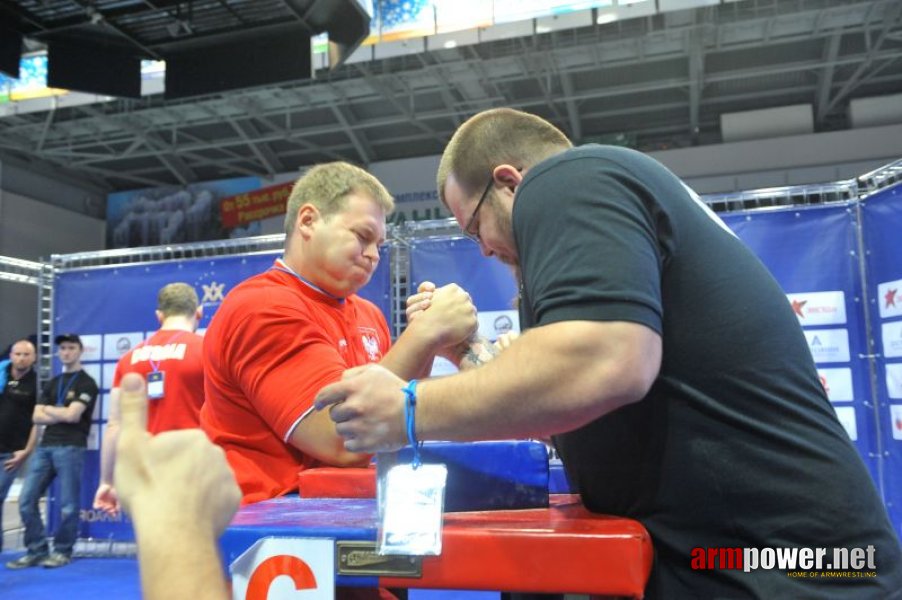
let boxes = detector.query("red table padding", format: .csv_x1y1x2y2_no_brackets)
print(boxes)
298,467,377,498
382,495,653,598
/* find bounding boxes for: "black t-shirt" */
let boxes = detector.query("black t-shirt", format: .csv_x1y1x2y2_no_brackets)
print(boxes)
513,145,902,599
0,365,38,453
39,370,98,448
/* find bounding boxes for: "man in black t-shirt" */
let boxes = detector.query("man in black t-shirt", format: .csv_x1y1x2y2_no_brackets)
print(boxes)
0,339,38,553
317,108,902,599
7,334,98,570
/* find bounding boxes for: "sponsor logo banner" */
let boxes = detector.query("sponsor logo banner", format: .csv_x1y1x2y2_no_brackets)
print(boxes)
886,363,902,400
834,406,858,441
891,405,902,441
817,368,854,402
882,320,902,359
787,291,847,326
103,332,144,360
803,329,851,364
878,278,902,320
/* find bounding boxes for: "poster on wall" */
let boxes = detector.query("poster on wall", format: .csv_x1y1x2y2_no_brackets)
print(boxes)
106,176,265,248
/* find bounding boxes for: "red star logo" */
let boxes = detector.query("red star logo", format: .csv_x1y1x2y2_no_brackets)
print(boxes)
886,289,898,309
792,299,807,318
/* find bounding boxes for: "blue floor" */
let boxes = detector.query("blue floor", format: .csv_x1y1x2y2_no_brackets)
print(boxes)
0,551,142,599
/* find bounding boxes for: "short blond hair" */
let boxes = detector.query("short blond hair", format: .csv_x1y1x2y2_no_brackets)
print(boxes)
437,108,572,206
157,283,199,317
284,162,395,238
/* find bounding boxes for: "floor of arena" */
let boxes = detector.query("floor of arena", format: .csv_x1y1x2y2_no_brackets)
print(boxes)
1,552,141,598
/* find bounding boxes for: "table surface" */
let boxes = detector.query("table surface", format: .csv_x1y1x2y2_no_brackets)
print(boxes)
223,494,653,598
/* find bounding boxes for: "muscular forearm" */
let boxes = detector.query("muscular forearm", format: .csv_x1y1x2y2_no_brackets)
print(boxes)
379,319,445,379
416,321,660,441
449,335,500,371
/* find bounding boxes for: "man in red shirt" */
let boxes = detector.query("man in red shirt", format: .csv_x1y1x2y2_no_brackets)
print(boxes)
94,282,205,516
201,161,477,504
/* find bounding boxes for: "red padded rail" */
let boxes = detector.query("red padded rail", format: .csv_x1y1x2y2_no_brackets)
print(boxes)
382,495,653,598
298,467,376,498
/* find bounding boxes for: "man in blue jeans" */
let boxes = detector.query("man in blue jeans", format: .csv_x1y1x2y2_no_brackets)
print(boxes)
0,339,39,553
6,334,98,569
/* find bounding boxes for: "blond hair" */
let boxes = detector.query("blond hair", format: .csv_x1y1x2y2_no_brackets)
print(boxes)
157,283,199,317
284,162,395,238
437,108,572,206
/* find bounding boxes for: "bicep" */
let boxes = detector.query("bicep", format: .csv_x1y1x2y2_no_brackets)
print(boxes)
230,311,348,440
66,400,89,421
526,320,661,407
288,407,370,467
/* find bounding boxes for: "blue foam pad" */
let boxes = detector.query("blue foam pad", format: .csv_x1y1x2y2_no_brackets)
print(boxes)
379,440,549,512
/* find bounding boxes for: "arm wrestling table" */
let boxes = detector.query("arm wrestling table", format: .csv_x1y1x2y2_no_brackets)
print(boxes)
220,494,653,598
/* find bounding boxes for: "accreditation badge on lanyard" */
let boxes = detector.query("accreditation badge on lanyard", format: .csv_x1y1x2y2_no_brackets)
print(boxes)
377,379,447,556
145,331,184,400
146,371,165,399
378,461,447,556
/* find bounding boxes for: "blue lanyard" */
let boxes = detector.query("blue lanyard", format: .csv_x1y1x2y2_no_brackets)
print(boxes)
148,331,186,373
270,259,345,303
56,372,80,407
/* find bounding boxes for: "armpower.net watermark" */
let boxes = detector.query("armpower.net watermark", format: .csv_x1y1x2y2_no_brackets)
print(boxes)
691,546,878,579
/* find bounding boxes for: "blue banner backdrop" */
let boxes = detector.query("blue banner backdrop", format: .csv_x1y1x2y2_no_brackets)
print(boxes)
408,237,519,346
861,182,902,537
722,204,877,480
49,247,390,542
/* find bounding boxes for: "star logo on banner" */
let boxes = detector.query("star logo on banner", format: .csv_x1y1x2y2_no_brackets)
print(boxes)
886,289,898,309
202,281,225,303
792,299,807,318
818,374,830,395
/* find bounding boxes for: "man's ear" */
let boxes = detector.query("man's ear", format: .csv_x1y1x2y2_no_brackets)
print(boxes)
296,204,320,239
492,164,523,193
154,310,164,325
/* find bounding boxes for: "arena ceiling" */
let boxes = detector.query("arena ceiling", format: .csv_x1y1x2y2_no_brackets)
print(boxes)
0,0,900,199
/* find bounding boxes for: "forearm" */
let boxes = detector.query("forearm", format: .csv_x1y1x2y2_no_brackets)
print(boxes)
32,405,56,425
416,322,659,441
379,319,443,379
22,425,38,455
134,520,229,600
453,335,500,371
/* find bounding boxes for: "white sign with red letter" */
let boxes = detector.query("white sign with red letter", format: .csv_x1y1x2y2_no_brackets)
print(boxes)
231,537,335,600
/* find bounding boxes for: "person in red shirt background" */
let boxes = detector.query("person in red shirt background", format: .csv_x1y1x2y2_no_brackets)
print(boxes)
94,282,205,516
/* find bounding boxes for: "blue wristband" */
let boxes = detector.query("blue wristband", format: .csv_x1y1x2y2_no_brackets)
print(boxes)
401,379,422,468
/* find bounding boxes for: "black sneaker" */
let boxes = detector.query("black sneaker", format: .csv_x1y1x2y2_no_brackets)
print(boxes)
40,553,72,568
6,554,48,569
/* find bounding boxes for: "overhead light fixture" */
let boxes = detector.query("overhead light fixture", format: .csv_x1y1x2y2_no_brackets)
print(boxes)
596,12,619,25
443,40,458,49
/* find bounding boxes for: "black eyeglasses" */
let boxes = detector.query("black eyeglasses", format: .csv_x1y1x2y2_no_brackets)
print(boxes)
462,177,494,243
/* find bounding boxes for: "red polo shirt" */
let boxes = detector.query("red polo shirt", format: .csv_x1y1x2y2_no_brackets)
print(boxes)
200,261,390,504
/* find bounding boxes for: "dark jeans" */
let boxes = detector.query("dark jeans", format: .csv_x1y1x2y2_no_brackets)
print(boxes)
0,451,27,553
18,445,85,557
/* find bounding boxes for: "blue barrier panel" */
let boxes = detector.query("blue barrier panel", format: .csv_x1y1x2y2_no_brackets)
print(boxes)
861,182,902,536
